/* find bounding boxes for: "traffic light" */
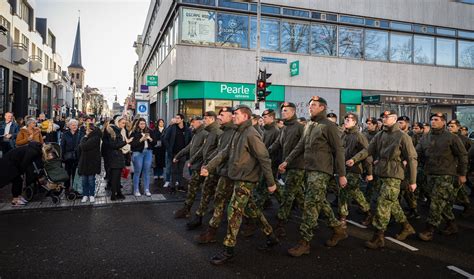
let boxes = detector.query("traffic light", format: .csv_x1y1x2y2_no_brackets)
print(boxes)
256,69,272,102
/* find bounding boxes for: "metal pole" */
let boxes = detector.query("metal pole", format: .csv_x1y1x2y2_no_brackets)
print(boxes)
255,0,261,110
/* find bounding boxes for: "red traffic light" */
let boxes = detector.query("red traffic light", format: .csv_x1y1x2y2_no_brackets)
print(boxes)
257,81,265,89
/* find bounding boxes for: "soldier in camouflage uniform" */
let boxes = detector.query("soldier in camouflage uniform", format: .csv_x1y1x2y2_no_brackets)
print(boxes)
339,113,372,227
447,119,473,217
363,117,379,205
418,113,468,241
201,105,278,265
267,102,305,237
280,96,348,257
186,111,224,230
365,110,418,249
412,122,429,207
173,118,208,219
326,112,343,207
196,107,236,244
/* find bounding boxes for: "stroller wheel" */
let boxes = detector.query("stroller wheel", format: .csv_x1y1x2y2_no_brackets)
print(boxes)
67,192,77,201
51,195,60,204
24,186,34,202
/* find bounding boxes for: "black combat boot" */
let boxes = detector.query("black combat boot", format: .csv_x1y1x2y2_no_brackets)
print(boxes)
418,223,435,241
186,215,203,230
210,246,234,265
365,230,385,249
257,233,279,251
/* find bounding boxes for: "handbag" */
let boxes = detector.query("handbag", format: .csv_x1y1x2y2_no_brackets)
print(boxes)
72,168,83,193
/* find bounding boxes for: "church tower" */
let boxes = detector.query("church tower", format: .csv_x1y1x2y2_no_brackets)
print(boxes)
68,17,85,89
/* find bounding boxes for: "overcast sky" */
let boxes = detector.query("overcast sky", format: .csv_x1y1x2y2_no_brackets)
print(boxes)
35,0,150,107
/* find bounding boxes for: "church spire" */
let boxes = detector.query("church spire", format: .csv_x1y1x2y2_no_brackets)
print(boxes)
69,16,83,69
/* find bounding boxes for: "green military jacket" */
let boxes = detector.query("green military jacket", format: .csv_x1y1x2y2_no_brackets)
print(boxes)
416,128,468,176
363,129,378,143
206,119,275,186
368,123,417,184
215,121,236,177
285,111,346,177
190,121,223,166
343,126,370,175
268,116,304,170
175,125,208,170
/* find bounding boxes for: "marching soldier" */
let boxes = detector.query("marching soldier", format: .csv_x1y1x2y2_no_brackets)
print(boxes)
418,113,468,241
201,105,278,265
279,96,348,257
173,117,208,219
196,107,236,243
363,117,379,204
365,110,417,249
339,113,372,227
363,117,379,143
268,102,305,237
186,111,223,230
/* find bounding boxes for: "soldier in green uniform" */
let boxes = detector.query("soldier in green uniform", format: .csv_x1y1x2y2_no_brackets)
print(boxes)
363,117,379,205
196,107,236,243
186,111,224,230
339,113,372,227
201,105,278,265
418,113,468,241
326,112,343,207
268,102,305,237
365,110,418,249
280,96,348,257
173,117,208,219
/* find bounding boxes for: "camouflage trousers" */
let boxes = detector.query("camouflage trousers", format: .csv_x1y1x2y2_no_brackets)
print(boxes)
300,171,341,242
195,174,218,217
372,178,407,231
427,175,456,227
400,178,417,210
338,172,370,218
223,181,273,248
277,169,305,222
208,176,234,229
417,168,430,200
184,170,205,208
365,176,381,205
255,175,284,210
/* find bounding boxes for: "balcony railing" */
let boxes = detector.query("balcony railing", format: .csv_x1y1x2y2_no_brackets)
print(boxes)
13,43,28,51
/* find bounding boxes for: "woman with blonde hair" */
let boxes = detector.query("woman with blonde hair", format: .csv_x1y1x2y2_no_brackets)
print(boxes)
42,119,59,143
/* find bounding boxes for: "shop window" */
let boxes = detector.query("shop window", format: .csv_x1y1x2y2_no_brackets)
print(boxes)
311,24,337,56
180,99,203,121
181,8,216,45
281,21,310,54
458,40,474,68
390,33,413,62
250,17,280,51
250,4,280,15
436,38,456,66
217,13,249,48
414,35,434,64
338,26,363,58
364,29,388,61
205,100,233,113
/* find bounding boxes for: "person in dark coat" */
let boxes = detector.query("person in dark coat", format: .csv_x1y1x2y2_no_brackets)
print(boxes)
102,116,133,200
0,112,20,155
0,141,43,206
153,119,166,180
77,124,102,203
60,119,83,193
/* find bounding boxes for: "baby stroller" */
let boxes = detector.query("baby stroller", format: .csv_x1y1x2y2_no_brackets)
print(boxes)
24,143,70,204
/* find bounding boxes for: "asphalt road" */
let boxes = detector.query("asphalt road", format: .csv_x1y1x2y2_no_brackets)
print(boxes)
0,201,473,278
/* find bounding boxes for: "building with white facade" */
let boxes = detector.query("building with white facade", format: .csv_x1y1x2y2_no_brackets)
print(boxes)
135,0,474,130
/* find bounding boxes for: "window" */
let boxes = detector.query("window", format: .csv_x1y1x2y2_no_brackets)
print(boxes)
338,27,363,58
250,17,280,51
182,0,215,6
44,54,49,70
217,13,249,48
311,24,337,56
413,25,435,34
0,67,8,115
164,32,169,55
21,34,29,50
173,16,179,45
390,21,412,31
218,0,247,10
20,0,30,24
414,35,434,64
458,30,474,39
364,30,388,61
37,48,43,60
339,15,364,25
14,28,19,43
181,8,216,45
281,22,310,53
436,28,456,37
30,80,41,108
458,40,474,68
282,8,309,18
250,4,280,15
326,14,338,22
436,38,456,66
390,33,412,62
0,16,10,32
77,73,80,79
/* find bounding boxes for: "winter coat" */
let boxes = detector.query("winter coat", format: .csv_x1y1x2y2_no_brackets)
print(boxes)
130,130,156,153
153,127,166,169
268,116,304,170
174,125,208,170
0,142,43,187
78,127,102,176
102,125,126,169
16,127,44,146
342,126,370,174
60,129,83,162
162,123,192,155
0,120,20,149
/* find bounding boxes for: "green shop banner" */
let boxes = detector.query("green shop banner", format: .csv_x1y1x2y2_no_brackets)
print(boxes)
175,81,285,102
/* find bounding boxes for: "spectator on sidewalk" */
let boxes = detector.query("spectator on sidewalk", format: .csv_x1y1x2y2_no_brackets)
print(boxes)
130,118,155,197
0,112,19,155
78,122,102,203
61,119,83,194
162,117,176,187
153,119,166,180
16,117,44,147
42,119,59,143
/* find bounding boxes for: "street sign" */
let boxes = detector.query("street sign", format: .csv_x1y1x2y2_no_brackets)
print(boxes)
147,75,158,86
136,101,149,123
140,85,149,93
261,56,287,64
290,61,299,76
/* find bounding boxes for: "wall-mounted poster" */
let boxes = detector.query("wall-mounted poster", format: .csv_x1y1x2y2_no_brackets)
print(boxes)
182,8,216,45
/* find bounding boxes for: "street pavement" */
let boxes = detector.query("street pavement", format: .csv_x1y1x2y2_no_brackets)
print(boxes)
1,199,473,278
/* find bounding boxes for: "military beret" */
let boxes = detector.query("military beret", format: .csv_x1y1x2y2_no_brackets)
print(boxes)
280,102,296,109
423,123,430,127
218,107,234,114
191,116,203,121
327,112,337,119
308,96,328,106
251,113,260,119
397,116,410,122
380,110,397,117
365,117,378,125
430,112,446,121
344,113,358,123
448,119,460,126
298,117,307,122
203,111,217,117
414,122,424,129
262,109,275,117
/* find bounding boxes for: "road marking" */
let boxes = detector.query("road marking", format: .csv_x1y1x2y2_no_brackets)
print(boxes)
447,265,474,278
453,205,465,211
384,237,419,251
347,219,367,229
